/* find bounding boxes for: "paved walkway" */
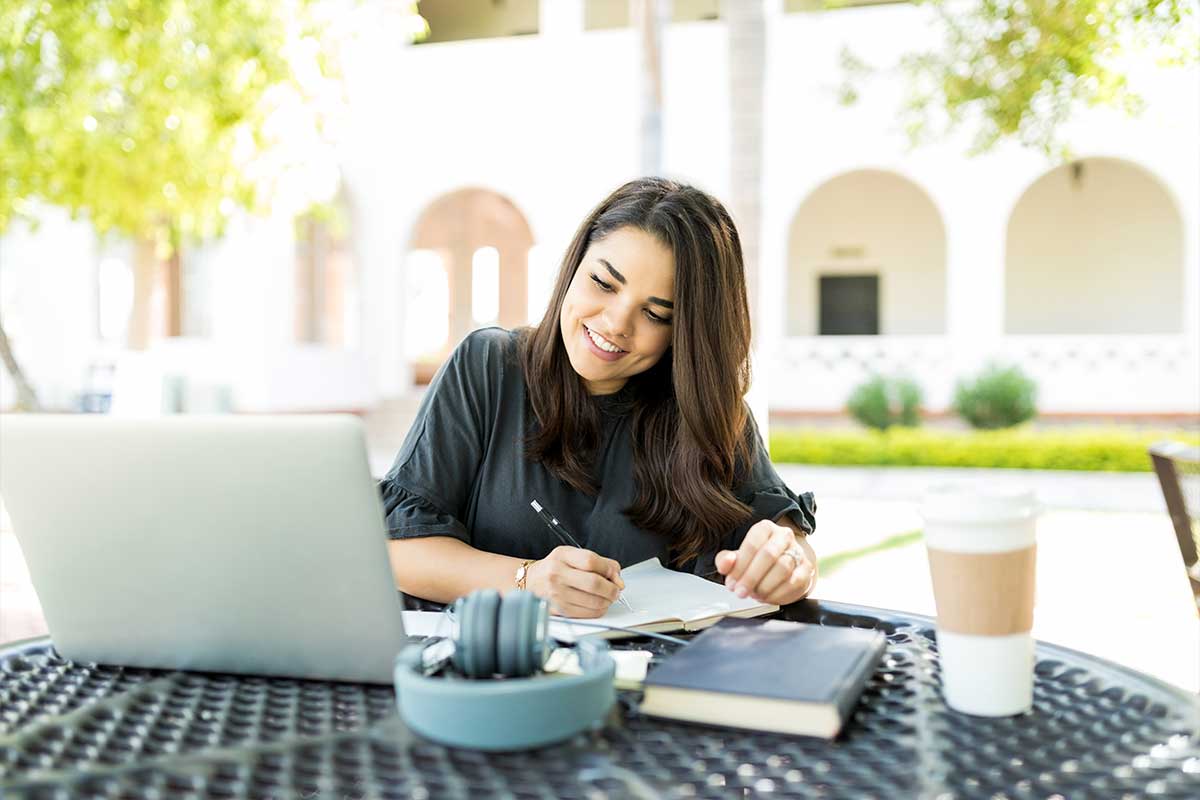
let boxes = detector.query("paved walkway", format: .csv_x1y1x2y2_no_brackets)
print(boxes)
3,464,1196,692
776,466,1198,693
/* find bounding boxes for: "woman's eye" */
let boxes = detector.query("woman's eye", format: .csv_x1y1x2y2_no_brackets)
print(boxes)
645,309,671,325
589,273,615,293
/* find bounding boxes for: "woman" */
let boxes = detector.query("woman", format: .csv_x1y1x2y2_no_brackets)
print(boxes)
381,177,817,618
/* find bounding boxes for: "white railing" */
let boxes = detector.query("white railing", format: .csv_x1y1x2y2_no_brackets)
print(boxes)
770,335,1199,415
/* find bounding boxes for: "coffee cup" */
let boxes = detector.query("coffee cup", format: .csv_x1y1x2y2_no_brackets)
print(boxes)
921,484,1038,716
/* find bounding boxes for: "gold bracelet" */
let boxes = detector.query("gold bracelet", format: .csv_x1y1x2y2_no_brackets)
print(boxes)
515,559,536,591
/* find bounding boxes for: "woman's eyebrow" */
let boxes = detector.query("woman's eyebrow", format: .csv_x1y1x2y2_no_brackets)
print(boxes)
598,258,674,309
598,258,626,284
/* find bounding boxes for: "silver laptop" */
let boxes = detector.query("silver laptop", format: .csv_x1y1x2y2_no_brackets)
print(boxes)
0,413,409,683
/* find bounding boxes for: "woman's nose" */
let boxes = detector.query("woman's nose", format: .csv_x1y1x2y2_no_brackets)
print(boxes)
601,306,634,340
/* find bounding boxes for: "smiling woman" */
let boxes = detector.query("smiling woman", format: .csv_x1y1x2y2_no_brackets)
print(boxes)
380,178,818,619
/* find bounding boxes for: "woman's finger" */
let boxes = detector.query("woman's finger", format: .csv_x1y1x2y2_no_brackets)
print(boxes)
714,550,737,576
563,548,624,587
568,568,620,602
762,566,814,606
726,521,772,586
751,551,797,601
732,526,790,598
557,583,612,613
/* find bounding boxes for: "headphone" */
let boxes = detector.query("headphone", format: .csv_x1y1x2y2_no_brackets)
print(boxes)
393,589,616,751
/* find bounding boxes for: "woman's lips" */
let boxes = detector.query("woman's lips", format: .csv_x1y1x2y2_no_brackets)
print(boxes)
582,324,629,362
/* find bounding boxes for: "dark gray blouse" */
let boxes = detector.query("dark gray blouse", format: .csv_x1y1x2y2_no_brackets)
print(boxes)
378,327,816,579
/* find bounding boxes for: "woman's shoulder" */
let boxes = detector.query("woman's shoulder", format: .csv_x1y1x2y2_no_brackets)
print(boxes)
457,325,521,353
444,326,524,387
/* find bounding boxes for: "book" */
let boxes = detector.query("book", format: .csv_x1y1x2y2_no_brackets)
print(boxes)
548,557,777,642
638,617,887,739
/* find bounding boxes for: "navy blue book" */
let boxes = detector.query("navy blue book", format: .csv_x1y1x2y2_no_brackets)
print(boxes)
639,617,886,738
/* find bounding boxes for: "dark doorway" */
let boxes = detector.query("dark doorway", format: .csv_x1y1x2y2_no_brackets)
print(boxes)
819,274,879,335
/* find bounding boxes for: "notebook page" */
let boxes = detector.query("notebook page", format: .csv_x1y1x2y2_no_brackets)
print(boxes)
549,558,768,640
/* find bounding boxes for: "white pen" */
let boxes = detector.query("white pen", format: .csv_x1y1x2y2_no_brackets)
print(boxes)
530,499,633,611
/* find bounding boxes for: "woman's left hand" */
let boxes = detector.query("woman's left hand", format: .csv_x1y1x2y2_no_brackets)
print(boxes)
714,519,816,606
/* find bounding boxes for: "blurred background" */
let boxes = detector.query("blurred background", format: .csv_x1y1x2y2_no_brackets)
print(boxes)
1,1,1198,687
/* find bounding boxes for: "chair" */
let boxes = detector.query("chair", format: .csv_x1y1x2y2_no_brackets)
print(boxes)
1149,441,1200,616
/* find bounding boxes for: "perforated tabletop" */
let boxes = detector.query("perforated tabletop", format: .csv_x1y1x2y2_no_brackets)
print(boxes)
1,600,1197,799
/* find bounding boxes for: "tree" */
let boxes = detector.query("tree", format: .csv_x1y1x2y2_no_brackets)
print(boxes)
836,0,1198,158
0,1,424,409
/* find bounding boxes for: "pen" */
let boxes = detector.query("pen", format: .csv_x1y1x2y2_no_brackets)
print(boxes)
530,499,633,611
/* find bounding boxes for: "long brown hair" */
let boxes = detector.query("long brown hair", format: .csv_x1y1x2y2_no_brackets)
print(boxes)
519,177,754,566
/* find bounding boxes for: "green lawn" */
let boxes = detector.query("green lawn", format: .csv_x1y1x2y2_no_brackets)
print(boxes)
771,427,1199,472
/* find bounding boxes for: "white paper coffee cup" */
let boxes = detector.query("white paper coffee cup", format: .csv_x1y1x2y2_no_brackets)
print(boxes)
921,484,1038,717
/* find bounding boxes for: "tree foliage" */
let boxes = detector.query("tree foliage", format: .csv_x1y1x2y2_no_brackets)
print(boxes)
837,0,1198,158
0,0,354,243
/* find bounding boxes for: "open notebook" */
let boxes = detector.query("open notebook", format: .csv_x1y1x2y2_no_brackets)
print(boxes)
549,557,777,642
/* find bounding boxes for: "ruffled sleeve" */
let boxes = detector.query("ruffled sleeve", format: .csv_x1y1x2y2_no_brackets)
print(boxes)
375,327,509,543
379,481,470,543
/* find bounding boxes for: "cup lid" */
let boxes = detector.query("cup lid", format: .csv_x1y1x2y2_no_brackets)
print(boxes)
921,483,1038,525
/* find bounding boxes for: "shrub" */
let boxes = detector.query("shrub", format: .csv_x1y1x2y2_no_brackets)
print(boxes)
846,375,923,430
768,427,1200,472
953,363,1037,429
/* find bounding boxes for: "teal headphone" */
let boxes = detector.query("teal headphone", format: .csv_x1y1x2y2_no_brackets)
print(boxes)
393,590,616,751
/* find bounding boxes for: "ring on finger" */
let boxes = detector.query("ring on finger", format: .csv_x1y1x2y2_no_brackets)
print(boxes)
781,543,805,571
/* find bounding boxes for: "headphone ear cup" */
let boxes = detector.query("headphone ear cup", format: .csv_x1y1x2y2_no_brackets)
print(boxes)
496,591,529,677
452,590,501,678
497,591,547,677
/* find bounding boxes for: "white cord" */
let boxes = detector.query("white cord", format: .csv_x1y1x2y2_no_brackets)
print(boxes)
550,619,688,646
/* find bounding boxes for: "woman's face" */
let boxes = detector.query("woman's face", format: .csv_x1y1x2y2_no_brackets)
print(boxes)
558,226,675,395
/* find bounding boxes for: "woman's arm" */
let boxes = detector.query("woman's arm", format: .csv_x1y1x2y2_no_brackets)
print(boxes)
387,536,526,603
387,536,625,617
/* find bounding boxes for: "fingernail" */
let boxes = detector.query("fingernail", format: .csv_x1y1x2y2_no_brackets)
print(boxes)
735,585,748,599
725,576,734,590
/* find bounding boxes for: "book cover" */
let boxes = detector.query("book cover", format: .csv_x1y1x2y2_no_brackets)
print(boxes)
639,617,887,738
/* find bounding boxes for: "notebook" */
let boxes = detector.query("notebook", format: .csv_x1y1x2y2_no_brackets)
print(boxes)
548,557,777,642
638,617,887,739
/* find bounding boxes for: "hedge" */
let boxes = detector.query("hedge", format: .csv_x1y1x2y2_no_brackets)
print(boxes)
768,426,1200,472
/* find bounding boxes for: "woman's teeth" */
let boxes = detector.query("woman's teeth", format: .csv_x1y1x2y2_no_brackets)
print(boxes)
587,326,624,353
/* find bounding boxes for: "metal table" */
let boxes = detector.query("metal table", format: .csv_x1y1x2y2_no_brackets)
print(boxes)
1,600,1197,799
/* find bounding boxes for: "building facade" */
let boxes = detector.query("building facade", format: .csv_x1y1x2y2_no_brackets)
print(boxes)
2,0,1197,417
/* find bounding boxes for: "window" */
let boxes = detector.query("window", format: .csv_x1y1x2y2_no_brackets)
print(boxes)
819,274,879,335
471,246,500,325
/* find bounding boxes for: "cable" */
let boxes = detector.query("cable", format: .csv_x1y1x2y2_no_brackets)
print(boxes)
549,619,689,646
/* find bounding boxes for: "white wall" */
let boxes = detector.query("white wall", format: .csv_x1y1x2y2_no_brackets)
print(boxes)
0,208,98,410
1006,158,1184,335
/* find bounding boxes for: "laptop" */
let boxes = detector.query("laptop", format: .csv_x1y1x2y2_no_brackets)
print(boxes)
0,413,411,684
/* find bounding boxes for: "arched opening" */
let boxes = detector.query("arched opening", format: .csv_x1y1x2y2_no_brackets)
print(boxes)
1005,157,1184,334
786,170,946,337
406,187,535,382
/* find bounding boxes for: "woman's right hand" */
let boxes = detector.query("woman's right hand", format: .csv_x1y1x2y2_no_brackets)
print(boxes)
525,546,625,618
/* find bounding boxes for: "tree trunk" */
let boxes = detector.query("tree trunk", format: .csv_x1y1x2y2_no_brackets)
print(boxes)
634,0,668,176
723,0,765,327
0,312,41,411
723,0,769,436
128,235,180,349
